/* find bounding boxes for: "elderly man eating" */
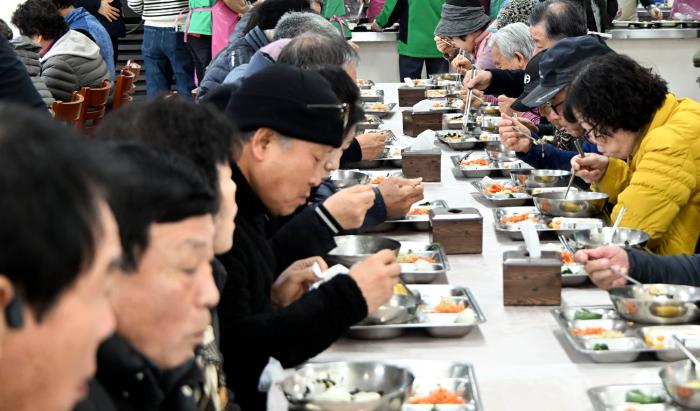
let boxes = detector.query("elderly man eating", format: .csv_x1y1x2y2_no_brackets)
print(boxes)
218,64,401,411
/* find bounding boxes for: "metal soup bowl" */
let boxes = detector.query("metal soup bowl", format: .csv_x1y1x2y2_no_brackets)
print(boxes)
330,170,371,189
485,143,519,162
573,227,650,249
509,169,571,188
660,360,700,409
532,191,608,218
282,361,415,411
326,235,401,267
481,104,500,116
609,284,700,324
361,292,421,325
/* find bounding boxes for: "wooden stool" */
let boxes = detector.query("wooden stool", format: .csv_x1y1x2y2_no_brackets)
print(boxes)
77,79,112,132
124,59,142,82
51,91,84,126
112,69,135,110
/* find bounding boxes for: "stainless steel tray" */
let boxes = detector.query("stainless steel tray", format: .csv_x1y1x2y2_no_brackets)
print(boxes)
356,114,383,131
552,305,700,363
442,112,481,130
588,384,679,411
360,129,397,144
409,79,460,88
493,206,606,240
348,285,486,340
398,241,449,284
362,199,448,233
363,200,448,233
345,146,402,169
471,180,531,207
415,100,463,114
451,155,531,179
436,130,487,150
359,88,385,102
363,102,397,118
390,360,484,411
357,79,375,89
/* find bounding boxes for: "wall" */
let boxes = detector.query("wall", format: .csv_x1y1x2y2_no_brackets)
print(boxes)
1,0,26,35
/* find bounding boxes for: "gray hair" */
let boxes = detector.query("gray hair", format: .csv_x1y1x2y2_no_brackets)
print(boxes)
488,22,534,60
273,11,340,40
277,33,359,70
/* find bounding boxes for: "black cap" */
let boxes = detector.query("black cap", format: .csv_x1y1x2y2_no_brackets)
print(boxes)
520,35,614,108
225,64,344,148
510,51,543,112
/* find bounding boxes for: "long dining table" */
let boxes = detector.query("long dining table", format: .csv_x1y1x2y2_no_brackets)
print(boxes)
277,83,667,411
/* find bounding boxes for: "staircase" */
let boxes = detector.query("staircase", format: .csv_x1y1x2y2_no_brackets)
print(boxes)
117,8,146,100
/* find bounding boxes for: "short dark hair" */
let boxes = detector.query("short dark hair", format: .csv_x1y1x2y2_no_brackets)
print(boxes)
315,66,364,134
529,0,587,41
0,104,115,319
277,33,359,70
50,0,76,9
564,53,668,135
0,18,13,40
97,98,238,209
11,0,68,40
106,143,217,271
256,0,311,31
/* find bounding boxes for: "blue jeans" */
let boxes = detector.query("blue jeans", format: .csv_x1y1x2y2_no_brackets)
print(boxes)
399,55,449,79
142,26,195,99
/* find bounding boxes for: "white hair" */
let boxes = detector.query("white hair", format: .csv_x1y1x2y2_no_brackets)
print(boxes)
273,11,340,40
488,22,535,61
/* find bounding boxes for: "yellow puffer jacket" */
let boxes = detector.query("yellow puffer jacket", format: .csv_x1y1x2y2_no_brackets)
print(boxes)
595,94,700,256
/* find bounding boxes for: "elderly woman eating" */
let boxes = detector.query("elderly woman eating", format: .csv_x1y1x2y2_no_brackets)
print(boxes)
568,53,700,255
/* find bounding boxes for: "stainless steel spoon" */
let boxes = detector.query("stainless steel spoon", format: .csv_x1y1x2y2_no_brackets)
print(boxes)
606,206,627,245
563,170,576,199
610,266,642,286
672,335,700,378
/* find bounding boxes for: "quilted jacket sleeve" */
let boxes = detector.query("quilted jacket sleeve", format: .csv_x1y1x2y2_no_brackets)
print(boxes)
600,127,696,248
595,157,633,203
196,43,234,102
41,57,80,102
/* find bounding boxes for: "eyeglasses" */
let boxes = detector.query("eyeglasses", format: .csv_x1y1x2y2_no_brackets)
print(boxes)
539,99,565,117
582,123,610,144
307,103,349,128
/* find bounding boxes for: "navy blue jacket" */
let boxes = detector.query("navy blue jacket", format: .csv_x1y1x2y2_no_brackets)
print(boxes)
517,138,598,170
629,249,700,286
75,0,127,38
197,25,269,101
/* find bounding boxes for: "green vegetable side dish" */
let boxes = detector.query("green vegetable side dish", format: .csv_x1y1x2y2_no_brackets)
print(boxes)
592,343,609,351
574,308,603,320
625,389,664,404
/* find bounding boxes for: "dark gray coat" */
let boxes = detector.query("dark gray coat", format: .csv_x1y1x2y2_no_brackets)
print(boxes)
40,30,110,102
11,36,55,107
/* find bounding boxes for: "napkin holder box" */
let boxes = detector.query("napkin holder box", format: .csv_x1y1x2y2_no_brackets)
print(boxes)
402,111,443,137
398,86,428,107
402,148,441,182
429,207,482,254
503,250,562,306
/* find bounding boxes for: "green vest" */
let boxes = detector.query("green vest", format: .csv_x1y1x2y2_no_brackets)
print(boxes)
375,0,445,58
188,0,217,35
323,0,353,39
